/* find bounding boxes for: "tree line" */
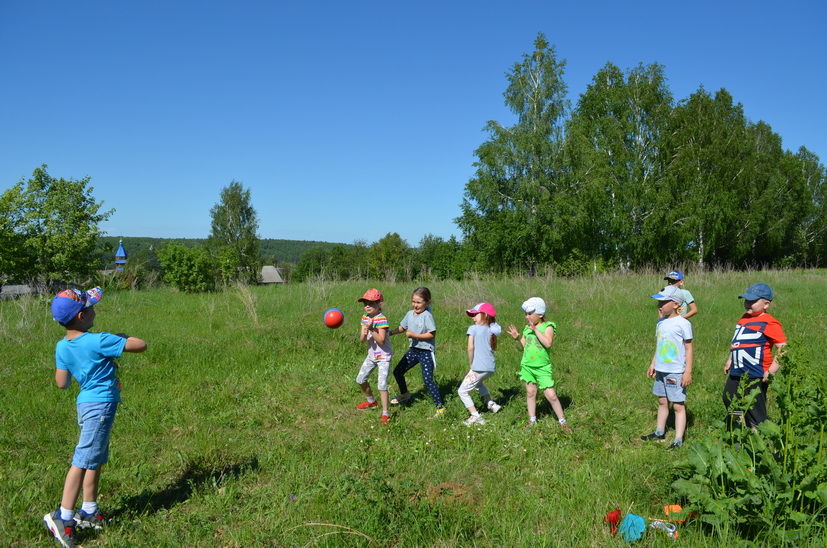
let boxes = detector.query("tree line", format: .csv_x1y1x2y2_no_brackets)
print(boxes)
296,34,825,280
456,34,826,273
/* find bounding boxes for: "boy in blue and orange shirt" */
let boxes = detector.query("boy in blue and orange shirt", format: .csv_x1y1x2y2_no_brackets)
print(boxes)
723,283,787,428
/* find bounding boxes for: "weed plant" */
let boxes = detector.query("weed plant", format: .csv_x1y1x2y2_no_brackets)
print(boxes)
1,270,825,546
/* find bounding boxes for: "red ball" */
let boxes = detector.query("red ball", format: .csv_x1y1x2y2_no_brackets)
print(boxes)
323,308,344,329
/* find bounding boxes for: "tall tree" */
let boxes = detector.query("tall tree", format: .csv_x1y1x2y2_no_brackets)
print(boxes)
795,147,827,265
658,89,753,266
457,33,569,273
565,62,673,267
0,165,112,285
208,181,261,284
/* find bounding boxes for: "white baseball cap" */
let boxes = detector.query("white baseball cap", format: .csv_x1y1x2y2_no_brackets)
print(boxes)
521,297,546,315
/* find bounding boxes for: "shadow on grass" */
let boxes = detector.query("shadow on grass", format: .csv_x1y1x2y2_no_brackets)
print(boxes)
109,456,259,519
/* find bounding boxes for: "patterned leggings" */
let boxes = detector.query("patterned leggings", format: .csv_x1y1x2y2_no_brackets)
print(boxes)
393,348,443,407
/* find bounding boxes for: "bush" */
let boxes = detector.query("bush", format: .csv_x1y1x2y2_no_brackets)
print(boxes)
158,244,217,292
672,348,827,543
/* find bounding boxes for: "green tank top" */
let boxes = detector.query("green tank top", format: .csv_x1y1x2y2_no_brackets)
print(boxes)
520,321,556,369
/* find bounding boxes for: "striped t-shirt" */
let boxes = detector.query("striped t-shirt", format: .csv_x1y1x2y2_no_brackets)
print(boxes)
363,313,392,360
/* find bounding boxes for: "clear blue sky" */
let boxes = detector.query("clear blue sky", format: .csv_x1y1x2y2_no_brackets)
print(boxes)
2,1,825,246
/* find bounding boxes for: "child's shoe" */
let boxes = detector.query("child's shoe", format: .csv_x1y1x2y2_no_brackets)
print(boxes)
559,422,573,434
524,420,537,429
429,407,446,419
356,401,378,410
640,432,666,441
74,508,106,530
463,415,486,426
380,414,390,425
390,393,411,405
487,401,502,413
667,440,683,450
43,510,77,548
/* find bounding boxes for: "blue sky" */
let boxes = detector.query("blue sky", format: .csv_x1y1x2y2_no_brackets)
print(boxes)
2,1,825,246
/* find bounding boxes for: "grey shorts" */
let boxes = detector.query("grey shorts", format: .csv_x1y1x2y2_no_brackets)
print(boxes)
356,357,391,391
652,371,686,403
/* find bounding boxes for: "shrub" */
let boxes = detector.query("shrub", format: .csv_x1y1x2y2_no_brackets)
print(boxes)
672,348,827,543
158,244,217,292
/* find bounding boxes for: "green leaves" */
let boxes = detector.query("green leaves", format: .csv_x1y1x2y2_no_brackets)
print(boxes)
158,243,217,292
460,34,827,274
672,349,827,542
0,165,112,284
208,181,261,285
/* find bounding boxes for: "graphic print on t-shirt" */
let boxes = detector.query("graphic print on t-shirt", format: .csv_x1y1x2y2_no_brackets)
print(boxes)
729,315,785,378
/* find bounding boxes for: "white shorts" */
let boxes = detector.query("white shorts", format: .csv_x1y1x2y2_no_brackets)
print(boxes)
356,357,391,391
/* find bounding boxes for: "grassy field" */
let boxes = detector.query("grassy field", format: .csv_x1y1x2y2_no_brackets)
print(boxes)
1,270,825,546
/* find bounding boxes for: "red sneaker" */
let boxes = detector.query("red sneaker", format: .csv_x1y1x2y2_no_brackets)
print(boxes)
356,401,378,410
381,415,390,425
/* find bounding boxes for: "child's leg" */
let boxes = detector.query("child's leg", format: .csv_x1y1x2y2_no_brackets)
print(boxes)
377,360,391,414
673,403,686,440
458,371,479,414
543,387,566,421
66,402,116,513
356,358,377,402
526,382,538,418
393,352,418,395
744,377,768,427
656,397,669,433
61,466,86,511
358,382,374,400
419,350,443,407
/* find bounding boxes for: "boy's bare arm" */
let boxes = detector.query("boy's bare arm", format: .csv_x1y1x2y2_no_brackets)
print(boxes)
55,369,71,389
683,302,698,319
765,342,787,380
682,340,693,387
124,336,147,353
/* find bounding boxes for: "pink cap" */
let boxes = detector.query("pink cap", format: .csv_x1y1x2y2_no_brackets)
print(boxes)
466,302,496,318
357,288,383,303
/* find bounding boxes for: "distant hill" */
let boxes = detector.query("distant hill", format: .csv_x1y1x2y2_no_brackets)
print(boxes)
98,236,344,267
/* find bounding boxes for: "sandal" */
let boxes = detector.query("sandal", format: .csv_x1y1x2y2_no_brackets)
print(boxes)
390,393,411,405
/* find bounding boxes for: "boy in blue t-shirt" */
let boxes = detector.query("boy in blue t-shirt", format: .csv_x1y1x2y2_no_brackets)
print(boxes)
43,288,147,548
641,285,694,449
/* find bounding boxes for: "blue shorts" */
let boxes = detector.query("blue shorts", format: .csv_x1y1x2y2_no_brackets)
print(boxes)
72,402,118,469
652,372,686,403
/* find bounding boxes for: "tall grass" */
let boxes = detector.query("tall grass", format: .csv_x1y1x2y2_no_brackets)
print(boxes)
1,269,824,546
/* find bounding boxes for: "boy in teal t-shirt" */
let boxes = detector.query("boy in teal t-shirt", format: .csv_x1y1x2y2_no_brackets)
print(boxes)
43,288,147,548
507,297,571,431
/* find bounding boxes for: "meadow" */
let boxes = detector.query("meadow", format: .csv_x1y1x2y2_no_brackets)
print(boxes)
1,270,825,547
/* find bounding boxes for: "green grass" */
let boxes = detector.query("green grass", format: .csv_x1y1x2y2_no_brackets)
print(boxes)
1,270,825,546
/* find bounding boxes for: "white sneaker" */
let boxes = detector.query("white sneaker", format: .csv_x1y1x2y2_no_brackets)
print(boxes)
487,401,502,413
463,415,485,426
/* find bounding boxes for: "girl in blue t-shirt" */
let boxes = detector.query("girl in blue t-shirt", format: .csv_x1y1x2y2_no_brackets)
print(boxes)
458,302,503,426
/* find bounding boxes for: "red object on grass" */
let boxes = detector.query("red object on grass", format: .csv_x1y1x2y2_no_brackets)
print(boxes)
323,308,344,328
603,509,622,536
